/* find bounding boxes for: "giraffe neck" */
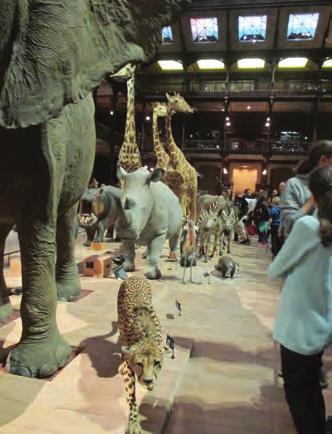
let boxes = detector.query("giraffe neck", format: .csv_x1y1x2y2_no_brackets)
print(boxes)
120,75,140,160
152,110,169,170
165,115,186,169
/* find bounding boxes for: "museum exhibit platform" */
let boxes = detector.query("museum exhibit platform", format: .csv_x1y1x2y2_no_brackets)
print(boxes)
1,231,332,434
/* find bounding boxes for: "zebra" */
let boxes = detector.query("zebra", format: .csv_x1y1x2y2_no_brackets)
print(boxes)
197,201,223,261
220,204,249,254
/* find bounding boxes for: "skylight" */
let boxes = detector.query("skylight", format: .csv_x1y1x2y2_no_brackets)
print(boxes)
237,58,265,69
278,57,308,68
158,60,183,71
322,59,332,68
190,18,219,43
162,26,174,44
238,15,267,43
197,59,225,70
287,13,319,41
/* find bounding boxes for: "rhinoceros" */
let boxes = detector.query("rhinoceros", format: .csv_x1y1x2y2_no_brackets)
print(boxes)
78,186,121,246
115,167,182,279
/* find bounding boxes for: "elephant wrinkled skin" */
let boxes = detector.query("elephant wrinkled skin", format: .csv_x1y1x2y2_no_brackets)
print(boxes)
0,0,189,378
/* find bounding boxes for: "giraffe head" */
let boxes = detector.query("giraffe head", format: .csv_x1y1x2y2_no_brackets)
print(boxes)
166,92,194,114
111,63,136,81
152,102,168,118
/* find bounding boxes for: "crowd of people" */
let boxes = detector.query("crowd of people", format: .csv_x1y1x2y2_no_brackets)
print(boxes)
234,140,332,434
269,140,332,434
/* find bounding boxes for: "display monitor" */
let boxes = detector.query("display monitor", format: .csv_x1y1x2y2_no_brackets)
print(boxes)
287,13,319,41
238,15,267,42
190,18,219,43
162,26,174,44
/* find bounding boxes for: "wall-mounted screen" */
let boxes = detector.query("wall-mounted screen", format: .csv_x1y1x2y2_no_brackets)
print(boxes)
162,26,174,44
190,18,219,43
287,13,319,41
238,15,267,42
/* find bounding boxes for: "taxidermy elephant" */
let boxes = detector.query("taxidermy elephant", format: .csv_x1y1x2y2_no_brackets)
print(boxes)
0,0,189,378
78,186,121,246
115,167,183,279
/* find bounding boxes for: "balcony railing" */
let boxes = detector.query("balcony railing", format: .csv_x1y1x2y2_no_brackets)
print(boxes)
183,139,311,154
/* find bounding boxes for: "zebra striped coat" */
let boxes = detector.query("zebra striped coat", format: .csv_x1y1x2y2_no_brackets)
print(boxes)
197,201,223,260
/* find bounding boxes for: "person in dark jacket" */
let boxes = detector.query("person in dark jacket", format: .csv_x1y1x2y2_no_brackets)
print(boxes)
254,191,270,244
269,196,281,256
280,140,332,239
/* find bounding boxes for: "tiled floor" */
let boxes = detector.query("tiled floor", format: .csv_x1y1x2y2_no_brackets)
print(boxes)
1,232,332,433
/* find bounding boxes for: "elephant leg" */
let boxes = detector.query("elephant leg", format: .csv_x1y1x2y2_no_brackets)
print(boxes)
83,226,95,247
145,233,166,279
0,223,14,323
9,216,71,378
122,240,136,272
56,204,81,301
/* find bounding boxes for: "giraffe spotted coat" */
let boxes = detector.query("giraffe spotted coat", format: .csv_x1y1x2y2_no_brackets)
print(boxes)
118,277,163,434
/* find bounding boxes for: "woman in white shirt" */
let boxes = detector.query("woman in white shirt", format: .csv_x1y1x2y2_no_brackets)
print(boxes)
268,165,332,434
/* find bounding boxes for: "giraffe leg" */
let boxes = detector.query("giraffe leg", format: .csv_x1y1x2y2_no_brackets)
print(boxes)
120,360,142,434
168,228,181,261
179,195,187,221
188,187,197,222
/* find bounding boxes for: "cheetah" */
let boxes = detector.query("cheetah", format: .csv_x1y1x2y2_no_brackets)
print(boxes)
117,277,163,434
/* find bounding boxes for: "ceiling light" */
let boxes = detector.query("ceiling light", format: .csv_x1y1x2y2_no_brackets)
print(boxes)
262,169,267,175
278,57,308,68
238,58,265,69
223,168,228,174
247,105,251,110
197,59,225,70
158,60,183,71
145,115,151,121
226,122,231,127
109,110,114,116
266,117,270,121
322,59,332,68
265,122,270,127
225,116,230,121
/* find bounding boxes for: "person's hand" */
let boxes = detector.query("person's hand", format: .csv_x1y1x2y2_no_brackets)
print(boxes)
302,195,316,214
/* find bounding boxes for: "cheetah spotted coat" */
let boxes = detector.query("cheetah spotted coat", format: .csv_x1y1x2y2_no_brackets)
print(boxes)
117,277,163,434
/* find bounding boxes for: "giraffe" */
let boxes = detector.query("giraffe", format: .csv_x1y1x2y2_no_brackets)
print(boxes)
151,102,170,171
112,63,141,172
163,93,198,221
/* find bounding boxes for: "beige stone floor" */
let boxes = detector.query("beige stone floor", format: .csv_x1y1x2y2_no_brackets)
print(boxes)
1,232,332,434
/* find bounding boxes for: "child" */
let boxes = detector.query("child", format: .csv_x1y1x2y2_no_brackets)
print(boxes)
269,196,281,257
268,165,332,434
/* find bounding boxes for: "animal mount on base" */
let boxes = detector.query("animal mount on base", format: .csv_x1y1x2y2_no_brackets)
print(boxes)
118,277,164,434
215,256,238,279
180,220,198,284
90,241,106,250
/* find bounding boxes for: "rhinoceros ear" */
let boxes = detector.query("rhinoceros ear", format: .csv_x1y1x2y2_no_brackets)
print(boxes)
147,168,165,184
117,166,127,181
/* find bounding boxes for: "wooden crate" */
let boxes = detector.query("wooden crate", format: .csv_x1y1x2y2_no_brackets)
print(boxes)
83,254,113,278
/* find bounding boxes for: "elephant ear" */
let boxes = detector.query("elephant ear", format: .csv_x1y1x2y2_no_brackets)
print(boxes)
0,0,190,129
